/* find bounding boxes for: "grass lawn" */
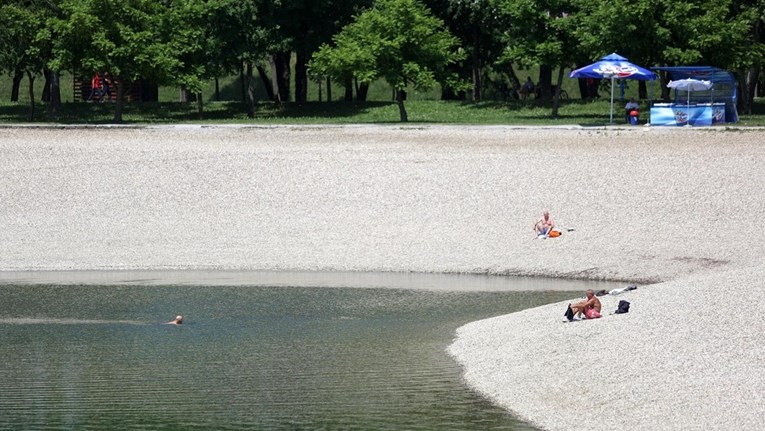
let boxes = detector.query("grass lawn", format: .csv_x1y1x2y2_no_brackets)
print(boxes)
2,98,765,127
1,71,764,126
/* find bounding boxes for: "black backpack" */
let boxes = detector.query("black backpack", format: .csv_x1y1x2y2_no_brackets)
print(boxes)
615,300,631,314
564,304,574,321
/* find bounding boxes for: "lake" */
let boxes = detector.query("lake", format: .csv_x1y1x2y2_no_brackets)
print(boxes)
0,272,619,430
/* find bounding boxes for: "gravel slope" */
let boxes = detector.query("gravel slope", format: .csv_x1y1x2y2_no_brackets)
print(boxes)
1,124,764,429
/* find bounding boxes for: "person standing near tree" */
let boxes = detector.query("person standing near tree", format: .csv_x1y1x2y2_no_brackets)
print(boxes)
88,73,102,101
520,76,535,99
100,72,112,102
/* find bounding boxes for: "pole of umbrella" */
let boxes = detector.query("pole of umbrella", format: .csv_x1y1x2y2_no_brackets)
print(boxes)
609,75,615,124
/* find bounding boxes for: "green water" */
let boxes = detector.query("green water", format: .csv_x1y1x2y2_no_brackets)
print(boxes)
0,283,578,430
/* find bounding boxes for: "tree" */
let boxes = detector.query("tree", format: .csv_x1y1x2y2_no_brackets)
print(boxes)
657,0,764,112
49,0,176,122
309,0,464,121
571,0,670,99
429,0,507,101
492,0,578,117
283,0,373,102
213,0,281,115
571,0,765,110
164,0,228,119
0,1,54,120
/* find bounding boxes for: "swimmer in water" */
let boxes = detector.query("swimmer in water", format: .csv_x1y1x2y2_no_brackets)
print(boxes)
167,315,183,325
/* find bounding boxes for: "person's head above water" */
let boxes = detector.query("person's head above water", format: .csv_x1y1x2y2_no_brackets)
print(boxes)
169,315,183,324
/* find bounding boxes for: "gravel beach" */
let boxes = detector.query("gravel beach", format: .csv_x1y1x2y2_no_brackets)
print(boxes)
1,124,764,429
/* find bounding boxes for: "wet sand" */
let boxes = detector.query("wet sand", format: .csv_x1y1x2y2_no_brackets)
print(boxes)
1,124,764,429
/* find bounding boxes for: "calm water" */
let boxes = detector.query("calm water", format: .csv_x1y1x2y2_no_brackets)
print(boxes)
0,279,597,430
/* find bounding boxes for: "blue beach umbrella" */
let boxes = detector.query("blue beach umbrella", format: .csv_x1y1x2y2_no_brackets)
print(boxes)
569,53,658,123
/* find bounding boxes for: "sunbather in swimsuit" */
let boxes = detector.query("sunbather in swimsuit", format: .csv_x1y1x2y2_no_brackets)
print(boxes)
534,211,555,236
571,290,601,319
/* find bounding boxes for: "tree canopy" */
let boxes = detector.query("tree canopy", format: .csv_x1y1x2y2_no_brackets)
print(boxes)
0,0,764,121
309,0,464,121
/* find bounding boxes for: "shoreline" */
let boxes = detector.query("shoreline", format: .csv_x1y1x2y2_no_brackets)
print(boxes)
1,125,764,429
0,268,625,292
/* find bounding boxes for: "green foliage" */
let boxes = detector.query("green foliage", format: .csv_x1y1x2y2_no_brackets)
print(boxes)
310,0,464,92
0,1,51,75
49,0,174,82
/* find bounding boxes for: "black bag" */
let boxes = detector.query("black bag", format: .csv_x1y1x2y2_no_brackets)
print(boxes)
615,300,631,314
564,304,574,321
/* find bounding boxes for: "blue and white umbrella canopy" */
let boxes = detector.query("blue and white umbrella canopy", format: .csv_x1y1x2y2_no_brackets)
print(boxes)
570,53,658,123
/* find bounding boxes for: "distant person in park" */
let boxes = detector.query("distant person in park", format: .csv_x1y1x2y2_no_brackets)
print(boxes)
520,76,535,99
100,72,112,102
88,73,103,101
534,211,556,237
570,289,602,320
167,315,184,325
625,98,640,124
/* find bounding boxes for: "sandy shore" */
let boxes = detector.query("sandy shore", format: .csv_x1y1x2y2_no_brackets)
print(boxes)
1,124,764,429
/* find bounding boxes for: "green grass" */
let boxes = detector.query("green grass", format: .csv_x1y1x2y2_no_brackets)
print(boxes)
3,98,765,126
2,70,765,125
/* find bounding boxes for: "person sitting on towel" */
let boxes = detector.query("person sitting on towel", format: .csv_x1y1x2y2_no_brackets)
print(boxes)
571,289,602,319
533,211,555,237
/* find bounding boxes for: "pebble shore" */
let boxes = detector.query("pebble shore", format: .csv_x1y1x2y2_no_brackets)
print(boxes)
1,124,764,429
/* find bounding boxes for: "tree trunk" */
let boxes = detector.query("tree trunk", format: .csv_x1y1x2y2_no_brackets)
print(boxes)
356,82,369,102
240,64,246,102
537,65,553,100
256,64,275,101
114,79,126,123
179,87,189,102
295,49,308,103
659,71,671,101
344,78,353,101
577,77,588,99
42,69,52,102
197,93,204,120
551,66,565,119
26,72,36,121
11,69,23,102
638,81,648,100
396,89,408,122
506,64,521,95
471,27,482,101
746,66,759,115
269,58,282,104
326,77,332,102
214,78,220,101
48,70,61,120
246,62,255,118
272,51,291,103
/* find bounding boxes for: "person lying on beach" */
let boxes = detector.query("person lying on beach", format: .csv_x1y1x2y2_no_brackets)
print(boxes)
570,290,601,319
167,315,184,325
533,211,555,237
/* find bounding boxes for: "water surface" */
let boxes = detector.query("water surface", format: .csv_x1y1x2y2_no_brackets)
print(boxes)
0,275,620,430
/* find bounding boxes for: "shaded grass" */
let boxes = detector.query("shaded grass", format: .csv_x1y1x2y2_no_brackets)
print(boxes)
1,97,765,126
